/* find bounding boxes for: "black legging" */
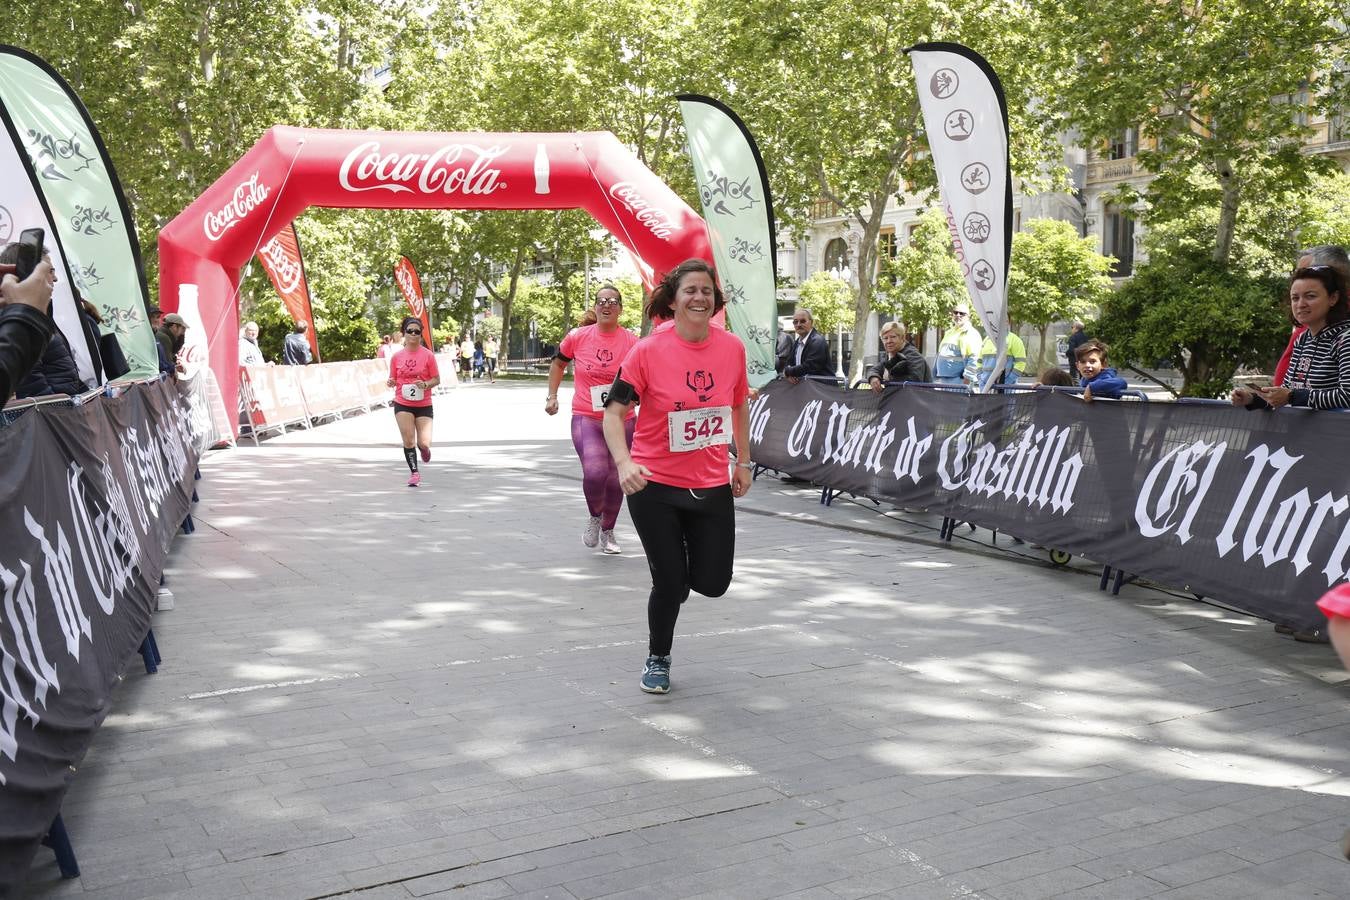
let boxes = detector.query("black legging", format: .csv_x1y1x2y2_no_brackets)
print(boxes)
626,481,735,656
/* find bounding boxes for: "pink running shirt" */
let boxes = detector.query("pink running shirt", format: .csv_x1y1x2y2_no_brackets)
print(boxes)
389,345,439,408
1319,583,1350,620
559,324,639,420
617,326,749,490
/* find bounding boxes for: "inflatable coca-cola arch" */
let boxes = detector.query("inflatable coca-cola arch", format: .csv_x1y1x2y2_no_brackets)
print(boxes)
158,126,711,431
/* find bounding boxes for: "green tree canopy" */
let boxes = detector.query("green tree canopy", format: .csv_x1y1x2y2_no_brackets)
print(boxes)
712,0,1068,381
1049,0,1350,265
795,272,855,336
1094,206,1294,397
1008,219,1116,369
875,207,968,336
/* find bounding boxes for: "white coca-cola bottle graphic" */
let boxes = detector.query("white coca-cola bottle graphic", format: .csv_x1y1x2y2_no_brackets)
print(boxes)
534,144,550,195
177,283,209,379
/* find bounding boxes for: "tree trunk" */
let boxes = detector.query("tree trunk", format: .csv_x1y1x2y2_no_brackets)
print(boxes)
1213,156,1240,266
1036,323,1050,371
496,248,526,363
849,182,898,384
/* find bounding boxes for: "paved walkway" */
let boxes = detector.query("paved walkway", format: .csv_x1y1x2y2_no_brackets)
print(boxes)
23,380,1350,899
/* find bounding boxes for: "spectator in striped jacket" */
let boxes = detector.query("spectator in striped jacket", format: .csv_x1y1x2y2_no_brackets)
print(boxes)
1233,265,1350,411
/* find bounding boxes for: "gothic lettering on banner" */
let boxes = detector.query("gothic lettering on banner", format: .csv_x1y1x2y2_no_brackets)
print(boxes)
749,378,1350,635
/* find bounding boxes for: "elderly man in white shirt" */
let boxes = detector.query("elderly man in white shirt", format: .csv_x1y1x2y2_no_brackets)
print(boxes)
239,320,266,366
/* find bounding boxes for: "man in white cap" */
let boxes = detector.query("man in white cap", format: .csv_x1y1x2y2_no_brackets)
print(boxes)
933,302,982,386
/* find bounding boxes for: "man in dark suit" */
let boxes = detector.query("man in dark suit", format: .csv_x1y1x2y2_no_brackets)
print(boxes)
775,323,794,375
782,308,832,383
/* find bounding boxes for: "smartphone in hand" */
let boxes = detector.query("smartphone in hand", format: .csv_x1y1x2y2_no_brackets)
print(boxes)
15,228,44,281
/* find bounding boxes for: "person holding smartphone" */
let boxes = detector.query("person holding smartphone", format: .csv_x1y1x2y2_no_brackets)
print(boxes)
602,259,753,695
1,237,84,400
0,240,57,402
387,316,439,486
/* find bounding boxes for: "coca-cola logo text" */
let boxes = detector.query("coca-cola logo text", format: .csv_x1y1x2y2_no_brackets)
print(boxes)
339,142,508,196
203,173,270,242
396,262,424,317
259,238,304,295
609,182,677,240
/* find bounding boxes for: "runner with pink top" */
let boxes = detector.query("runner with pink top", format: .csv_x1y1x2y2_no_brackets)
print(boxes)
546,285,639,553
387,316,440,487
602,259,753,694
1317,584,1350,858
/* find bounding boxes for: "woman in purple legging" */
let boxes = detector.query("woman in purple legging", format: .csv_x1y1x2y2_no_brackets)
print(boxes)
545,285,639,553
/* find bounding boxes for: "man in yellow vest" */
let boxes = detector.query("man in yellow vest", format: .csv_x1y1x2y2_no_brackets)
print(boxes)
978,326,1027,388
933,303,983,386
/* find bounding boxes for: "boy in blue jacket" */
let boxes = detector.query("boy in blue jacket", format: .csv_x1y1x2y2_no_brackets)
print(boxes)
1075,339,1128,400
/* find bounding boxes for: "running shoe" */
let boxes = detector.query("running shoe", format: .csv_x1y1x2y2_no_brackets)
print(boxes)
640,655,671,694
583,515,601,548
600,530,621,554
420,446,431,463
408,472,421,487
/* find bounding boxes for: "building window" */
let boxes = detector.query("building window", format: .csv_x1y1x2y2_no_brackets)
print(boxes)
1275,87,1311,129
811,197,843,219
877,228,897,284
1108,127,1138,160
1103,206,1135,277
1329,106,1349,144
823,238,849,275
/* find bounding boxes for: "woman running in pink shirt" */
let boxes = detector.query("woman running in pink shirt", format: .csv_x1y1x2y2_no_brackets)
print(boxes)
545,285,639,553
387,316,440,486
602,259,753,694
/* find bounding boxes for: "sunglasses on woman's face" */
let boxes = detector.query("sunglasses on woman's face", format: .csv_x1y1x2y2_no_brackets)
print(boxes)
405,330,422,336
596,299,622,307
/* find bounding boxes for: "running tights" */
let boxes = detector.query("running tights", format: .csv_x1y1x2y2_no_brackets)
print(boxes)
626,481,735,656
570,414,634,529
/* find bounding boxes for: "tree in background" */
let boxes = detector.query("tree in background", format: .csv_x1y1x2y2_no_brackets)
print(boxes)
795,272,855,336
476,314,503,343
1050,0,1350,266
1295,171,1350,250
11,0,415,286
875,207,968,337
1007,219,1115,369
1094,206,1294,397
713,0,1067,382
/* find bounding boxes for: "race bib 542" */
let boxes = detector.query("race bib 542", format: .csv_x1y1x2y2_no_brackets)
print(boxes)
667,406,732,452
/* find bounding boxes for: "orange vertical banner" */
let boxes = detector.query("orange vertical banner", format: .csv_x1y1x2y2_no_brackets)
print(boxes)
394,255,433,349
257,223,320,361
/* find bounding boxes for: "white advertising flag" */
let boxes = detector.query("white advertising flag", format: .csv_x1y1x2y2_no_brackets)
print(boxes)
677,95,779,388
0,111,96,387
906,42,1012,365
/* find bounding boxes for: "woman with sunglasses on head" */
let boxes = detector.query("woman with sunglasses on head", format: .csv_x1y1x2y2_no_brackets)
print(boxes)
546,284,639,553
1233,265,1350,411
602,260,752,694
387,316,440,486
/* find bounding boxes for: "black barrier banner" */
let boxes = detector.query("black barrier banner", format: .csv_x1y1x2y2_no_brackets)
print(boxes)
0,381,197,893
751,379,1350,633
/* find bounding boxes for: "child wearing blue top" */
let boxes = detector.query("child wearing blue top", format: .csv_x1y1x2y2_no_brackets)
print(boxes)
1075,339,1128,400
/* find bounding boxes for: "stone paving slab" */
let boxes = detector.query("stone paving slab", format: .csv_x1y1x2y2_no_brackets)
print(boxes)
20,380,1349,899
